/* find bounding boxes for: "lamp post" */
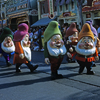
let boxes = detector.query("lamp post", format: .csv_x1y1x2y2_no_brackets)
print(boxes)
0,0,7,30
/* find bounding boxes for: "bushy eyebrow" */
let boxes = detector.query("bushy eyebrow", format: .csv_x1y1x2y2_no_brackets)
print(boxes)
82,37,92,39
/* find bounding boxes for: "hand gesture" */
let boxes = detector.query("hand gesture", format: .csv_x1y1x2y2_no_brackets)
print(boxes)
95,56,99,61
19,54,24,59
0,53,2,57
45,58,50,64
67,52,72,58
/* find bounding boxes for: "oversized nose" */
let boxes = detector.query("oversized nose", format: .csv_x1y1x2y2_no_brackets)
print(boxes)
7,40,10,43
56,40,61,44
85,42,89,46
28,41,31,44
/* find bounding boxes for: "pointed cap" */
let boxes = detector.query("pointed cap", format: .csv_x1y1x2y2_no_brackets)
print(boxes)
78,23,94,41
86,20,98,36
0,27,13,43
44,21,62,43
65,22,78,37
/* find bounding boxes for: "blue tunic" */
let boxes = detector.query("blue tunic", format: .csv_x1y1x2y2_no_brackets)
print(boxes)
0,43,14,57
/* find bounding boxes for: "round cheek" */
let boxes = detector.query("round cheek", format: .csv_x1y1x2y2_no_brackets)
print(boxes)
28,41,31,44
11,42,13,46
50,42,55,47
89,43,93,48
23,42,27,46
61,40,64,45
78,43,84,49
3,42,7,46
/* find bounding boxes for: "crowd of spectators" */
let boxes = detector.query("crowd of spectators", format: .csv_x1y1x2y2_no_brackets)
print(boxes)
29,26,46,51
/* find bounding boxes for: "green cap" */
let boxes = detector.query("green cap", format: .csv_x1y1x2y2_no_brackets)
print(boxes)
44,21,62,43
0,27,13,43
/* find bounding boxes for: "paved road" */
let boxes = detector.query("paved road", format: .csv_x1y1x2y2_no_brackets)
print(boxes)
0,51,100,100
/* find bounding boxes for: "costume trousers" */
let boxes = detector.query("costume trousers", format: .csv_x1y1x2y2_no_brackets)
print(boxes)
49,57,63,73
77,60,93,71
4,54,11,63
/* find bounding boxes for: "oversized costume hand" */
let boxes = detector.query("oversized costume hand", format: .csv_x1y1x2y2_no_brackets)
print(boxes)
69,47,73,52
95,56,99,61
0,53,2,57
67,52,72,58
45,58,50,64
19,54,24,59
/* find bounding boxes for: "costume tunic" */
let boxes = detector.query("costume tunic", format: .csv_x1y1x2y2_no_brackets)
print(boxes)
75,48,98,62
13,42,28,64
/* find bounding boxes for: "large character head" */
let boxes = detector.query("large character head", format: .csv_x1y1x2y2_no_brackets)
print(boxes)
0,27,15,53
44,21,66,56
65,22,78,45
75,23,96,56
86,20,100,52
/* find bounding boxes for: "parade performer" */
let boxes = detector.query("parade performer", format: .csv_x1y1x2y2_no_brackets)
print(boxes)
75,23,99,74
86,20,100,53
44,21,67,80
13,23,38,73
0,27,15,66
86,20,100,67
65,22,78,63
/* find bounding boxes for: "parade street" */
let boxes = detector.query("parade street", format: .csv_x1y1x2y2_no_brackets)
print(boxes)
0,51,100,100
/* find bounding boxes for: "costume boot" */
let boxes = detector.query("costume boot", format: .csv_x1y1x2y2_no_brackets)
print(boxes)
51,72,57,80
26,61,38,72
51,71,63,80
56,71,63,78
16,63,21,73
7,61,12,67
5,56,12,67
86,66,95,75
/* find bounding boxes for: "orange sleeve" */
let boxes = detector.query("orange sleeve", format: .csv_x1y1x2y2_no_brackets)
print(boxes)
95,47,98,57
15,42,24,54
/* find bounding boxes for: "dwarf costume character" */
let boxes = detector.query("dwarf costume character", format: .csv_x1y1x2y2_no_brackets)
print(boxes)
13,23,38,73
86,20,100,67
75,23,99,75
65,22,78,63
44,21,67,80
0,27,15,66
86,20,100,52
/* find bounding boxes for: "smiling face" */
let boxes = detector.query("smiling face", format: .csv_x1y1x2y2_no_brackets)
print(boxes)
21,34,31,61
68,32,78,43
78,37,93,49
3,36,13,47
49,35,64,48
47,34,66,56
1,36,15,53
75,36,96,56
22,34,30,47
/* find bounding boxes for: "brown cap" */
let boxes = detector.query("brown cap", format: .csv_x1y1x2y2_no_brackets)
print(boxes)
78,23,94,41
65,22,78,37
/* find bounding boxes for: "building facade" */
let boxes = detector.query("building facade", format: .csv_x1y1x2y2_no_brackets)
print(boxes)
82,0,100,26
57,0,81,28
0,0,7,29
34,0,80,28
6,0,38,30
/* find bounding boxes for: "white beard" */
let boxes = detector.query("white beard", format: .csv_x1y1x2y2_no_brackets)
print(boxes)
47,39,67,57
1,41,15,53
21,40,31,61
75,40,96,56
